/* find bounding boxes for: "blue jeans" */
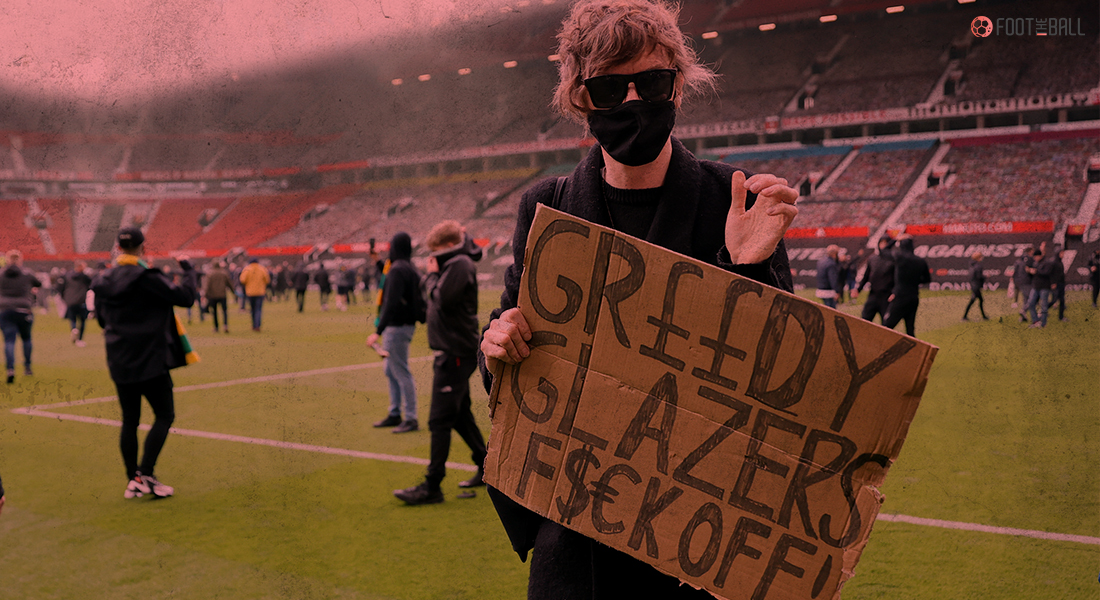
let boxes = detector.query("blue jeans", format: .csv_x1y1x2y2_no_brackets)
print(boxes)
248,296,264,330
0,309,33,372
383,324,417,421
1026,288,1051,327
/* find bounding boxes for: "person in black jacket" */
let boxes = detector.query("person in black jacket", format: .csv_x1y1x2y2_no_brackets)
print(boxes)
59,261,94,346
393,221,487,505
292,263,310,313
92,227,197,499
962,252,989,321
1025,247,1056,328
366,232,423,433
314,264,332,311
1088,249,1100,308
1050,247,1066,322
814,244,841,307
1,250,41,384
883,236,932,337
477,2,797,597
857,236,895,324
1010,249,1033,321
1025,244,1060,328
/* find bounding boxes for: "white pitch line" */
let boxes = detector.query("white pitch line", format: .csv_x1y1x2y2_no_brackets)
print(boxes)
876,513,1100,546
24,356,434,410
10,406,477,472
12,361,1099,545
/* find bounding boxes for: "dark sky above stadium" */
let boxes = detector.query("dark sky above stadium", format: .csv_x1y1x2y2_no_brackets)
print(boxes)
0,0,547,104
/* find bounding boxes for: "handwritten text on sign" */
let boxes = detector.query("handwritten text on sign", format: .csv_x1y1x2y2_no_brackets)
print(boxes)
485,206,937,600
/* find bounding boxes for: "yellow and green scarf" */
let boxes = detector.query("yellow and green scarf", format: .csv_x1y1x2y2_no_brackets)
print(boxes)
116,255,201,365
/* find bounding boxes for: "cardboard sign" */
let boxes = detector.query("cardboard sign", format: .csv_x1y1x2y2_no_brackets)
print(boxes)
485,205,937,600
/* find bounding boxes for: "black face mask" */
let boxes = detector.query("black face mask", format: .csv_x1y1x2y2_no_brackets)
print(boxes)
587,100,676,167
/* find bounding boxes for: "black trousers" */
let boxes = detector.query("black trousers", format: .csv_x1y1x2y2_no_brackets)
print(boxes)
884,297,919,337
964,289,987,319
295,289,306,312
860,292,890,323
116,373,175,480
209,297,229,330
426,353,486,488
1054,284,1066,320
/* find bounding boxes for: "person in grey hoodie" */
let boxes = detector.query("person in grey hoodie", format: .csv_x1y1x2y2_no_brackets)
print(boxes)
0,250,41,383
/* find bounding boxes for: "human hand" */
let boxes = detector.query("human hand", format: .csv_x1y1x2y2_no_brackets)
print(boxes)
366,332,379,348
480,308,532,372
725,171,798,264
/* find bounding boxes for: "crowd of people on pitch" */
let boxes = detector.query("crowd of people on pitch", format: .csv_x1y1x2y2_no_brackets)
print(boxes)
1008,242,1099,329
815,235,932,337
0,219,490,511
814,236,1100,336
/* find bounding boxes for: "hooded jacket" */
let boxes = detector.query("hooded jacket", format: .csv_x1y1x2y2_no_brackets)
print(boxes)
92,259,196,384
0,265,39,312
239,261,270,297
890,239,931,302
375,232,422,334
858,246,895,295
60,269,93,308
423,236,480,357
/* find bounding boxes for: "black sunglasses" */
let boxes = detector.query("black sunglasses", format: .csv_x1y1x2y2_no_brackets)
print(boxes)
583,68,678,109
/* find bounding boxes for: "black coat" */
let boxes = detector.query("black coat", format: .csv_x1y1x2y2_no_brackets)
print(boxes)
423,242,479,357
92,262,196,384
478,138,792,600
968,260,986,292
858,249,895,295
375,259,421,334
890,251,931,301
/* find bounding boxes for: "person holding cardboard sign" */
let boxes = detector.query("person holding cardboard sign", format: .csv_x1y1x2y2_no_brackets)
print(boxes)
478,1,797,598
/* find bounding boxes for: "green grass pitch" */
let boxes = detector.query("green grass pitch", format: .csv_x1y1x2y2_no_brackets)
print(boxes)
0,288,1096,599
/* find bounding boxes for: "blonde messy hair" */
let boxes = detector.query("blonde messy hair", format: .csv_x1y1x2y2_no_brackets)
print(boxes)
426,220,463,251
553,0,717,123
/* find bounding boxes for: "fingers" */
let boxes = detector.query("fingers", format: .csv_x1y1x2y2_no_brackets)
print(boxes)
765,204,799,223
745,173,789,193
481,308,531,365
730,170,748,216
748,175,798,208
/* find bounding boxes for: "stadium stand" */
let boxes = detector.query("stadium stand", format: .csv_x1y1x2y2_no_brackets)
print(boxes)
34,198,75,255
143,197,234,255
720,146,851,194
183,185,359,252
818,145,934,200
902,134,1100,225
0,200,45,255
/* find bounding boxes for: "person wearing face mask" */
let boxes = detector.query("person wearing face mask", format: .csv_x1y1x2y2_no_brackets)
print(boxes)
477,1,798,598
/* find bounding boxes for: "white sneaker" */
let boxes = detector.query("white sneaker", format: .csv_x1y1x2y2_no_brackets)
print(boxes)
75,340,86,348
141,474,174,498
124,476,151,499
70,328,80,344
